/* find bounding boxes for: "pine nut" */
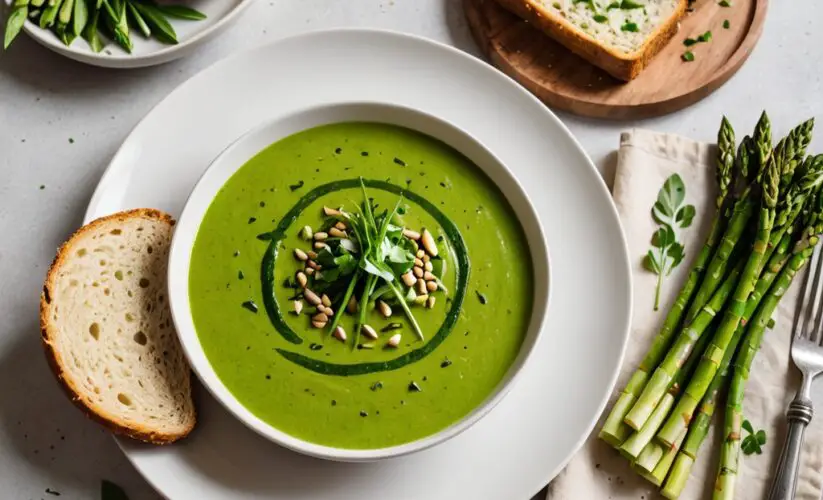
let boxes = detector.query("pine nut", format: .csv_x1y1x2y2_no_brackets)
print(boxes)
299,226,313,241
402,272,417,287
333,326,347,342
312,312,328,323
314,231,328,241
335,221,347,231
305,267,315,276
296,272,308,288
423,271,435,281
324,306,335,317
426,296,436,309
421,229,438,257
416,250,425,259
347,296,358,314
307,260,320,269
307,250,318,259
294,248,308,261
293,301,303,314
314,241,328,250
413,294,428,305
311,320,327,329
323,206,341,216
387,334,401,348
424,261,433,272
304,289,321,306
321,294,332,307
378,300,392,318
362,325,378,340
403,229,421,240
423,254,431,263
414,258,424,267
413,267,424,278
426,281,438,293
329,227,347,238
416,279,427,295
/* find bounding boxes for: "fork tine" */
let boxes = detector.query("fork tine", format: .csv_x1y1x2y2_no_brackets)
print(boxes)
795,245,823,340
805,245,823,342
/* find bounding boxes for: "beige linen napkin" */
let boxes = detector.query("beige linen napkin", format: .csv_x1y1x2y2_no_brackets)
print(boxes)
547,129,823,500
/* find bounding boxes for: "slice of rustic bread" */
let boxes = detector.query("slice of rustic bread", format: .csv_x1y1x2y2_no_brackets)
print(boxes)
40,209,195,444
494,0,687,81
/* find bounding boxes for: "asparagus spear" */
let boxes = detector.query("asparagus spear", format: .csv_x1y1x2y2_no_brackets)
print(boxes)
715,161,823,500
599,117,738,444
661,229,795,499
654,115,780,446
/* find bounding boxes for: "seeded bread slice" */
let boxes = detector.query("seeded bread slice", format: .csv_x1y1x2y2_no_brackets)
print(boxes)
40,209,195,444
493,0,687,81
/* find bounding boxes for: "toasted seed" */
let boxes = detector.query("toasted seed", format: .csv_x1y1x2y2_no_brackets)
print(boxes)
324,306,335,317
304,289,322,306
294,248,308,261
423,271,435,281
293,300,304,314
413,294,429,305
311,320,327,329
299,226,313,240
426,281,438,293
323,206,341,216
402,272,417,287
333,326,347,342
403,229,421,240
314,231,328,241
296,272,308,288
421,229,438,257
362,324,378,340
378,300,392,318
335,221,347,231
424,261,433,272
307,260,320,270
426,296,436,309
307,250,318,259
305,267,315,276
416,279,427,295
312,312,329,323
328,227,347,238
321,294,332,307
387,333,401,348
314,241,328,250
416,250,425,259
347,296,358,314
423,254,431,263
413,258,424,267
413,267,424,278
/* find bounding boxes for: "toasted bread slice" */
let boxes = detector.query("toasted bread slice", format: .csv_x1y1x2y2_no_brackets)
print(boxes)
40,209,195,444
494,0,687,81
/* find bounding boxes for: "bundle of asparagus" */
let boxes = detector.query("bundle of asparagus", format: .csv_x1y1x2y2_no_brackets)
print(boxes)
599,112,823,499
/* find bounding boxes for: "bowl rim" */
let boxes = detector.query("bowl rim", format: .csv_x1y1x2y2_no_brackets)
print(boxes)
167,100,552,461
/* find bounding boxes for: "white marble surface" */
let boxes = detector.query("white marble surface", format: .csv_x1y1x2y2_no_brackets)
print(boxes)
1,1,821,499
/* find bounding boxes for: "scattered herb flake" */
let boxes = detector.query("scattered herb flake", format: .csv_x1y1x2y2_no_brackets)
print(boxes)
248,217,257,224
233,250,240,257
241,300,259,313
408,381,422,392
371,381,384,391
620,0,644,9
381,322,403,332
594,14,608,23
331,399,337,406
238,270,245,280
621,22,639,32
606,1,620,8
682,51,695,62
310,343,323,351
723,19,730,29
697,30,712,43
718,0,731,6
683,37,698,46
334,147,342,154
361,151,369,156
393,157,407,167
476,291,488,305
440,358,453,368
256,232,273,241
359,410,368,417
39,185,45,190
68,138,74,144
45,488,61,496
289,180,305,192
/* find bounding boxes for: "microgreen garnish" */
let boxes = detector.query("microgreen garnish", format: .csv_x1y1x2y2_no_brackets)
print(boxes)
644,174,695,310
289,180,305,192
682,51,695,62
741,419,767,455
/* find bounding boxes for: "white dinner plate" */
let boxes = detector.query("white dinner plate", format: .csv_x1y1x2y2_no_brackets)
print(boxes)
8,0,254,68
84,28,632,500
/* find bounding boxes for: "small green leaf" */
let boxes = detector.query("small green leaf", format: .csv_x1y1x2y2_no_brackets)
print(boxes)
742,419,754,434
667,242,685,272
101,480,129,500
723,19,730,29
619,0,644,8
682,51,695,62
606,1,620,8
676,205,696,228
158,4,208,20
683,38,698,46
697,30,712,43
644,250,661,274
719,0,731,6
756,429,767,445
621,21,639,32
593,14,608,22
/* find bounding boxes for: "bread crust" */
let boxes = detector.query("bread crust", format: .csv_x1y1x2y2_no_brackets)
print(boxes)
493,0,688,81
40,208,195,445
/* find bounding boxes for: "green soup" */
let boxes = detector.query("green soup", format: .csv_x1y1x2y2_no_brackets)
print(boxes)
189,123,533,449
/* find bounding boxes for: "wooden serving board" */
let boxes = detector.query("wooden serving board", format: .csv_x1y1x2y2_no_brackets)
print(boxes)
464,0,767,119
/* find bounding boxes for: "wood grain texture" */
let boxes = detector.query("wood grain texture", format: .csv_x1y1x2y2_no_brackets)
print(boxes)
464,0,768,119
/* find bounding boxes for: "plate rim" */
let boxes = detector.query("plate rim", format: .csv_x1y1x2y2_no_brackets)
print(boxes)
83,27,633,499
15,0,256,69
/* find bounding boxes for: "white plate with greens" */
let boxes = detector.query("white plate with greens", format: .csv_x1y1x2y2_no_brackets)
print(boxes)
3,0,254,68
84,29,632,499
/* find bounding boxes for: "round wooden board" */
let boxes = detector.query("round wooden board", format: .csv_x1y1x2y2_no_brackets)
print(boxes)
464,0,768,119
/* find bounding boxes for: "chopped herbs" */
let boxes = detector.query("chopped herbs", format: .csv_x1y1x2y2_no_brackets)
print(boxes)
683,38,698,46
68,138,74,144
256,232,273,241
476,291,488,305
334,147,342,154
370,381,384,391
39,184,45,190
289,180,305,192
238,270,245,280
697,30,712,43
619,0,644,9
621,22,639,32
719,0,731,6
393,157,407,167
233,250,240,257
682,51,695,62
241,300,259,313
248,217,257,224
723,19,730,29
408,381,422,392
607,1,620,8
552,1,561,8
359,410,368,417
594,14,608,23
309,343,323,351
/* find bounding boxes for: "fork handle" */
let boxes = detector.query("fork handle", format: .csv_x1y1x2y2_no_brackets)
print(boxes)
767,398,813,500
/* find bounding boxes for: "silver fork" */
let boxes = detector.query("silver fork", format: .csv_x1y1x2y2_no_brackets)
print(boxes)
768,244,823,500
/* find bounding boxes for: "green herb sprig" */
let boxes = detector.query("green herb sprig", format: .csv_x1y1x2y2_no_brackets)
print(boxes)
741,419,767,455
3,0,206,52
644,174,696,310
